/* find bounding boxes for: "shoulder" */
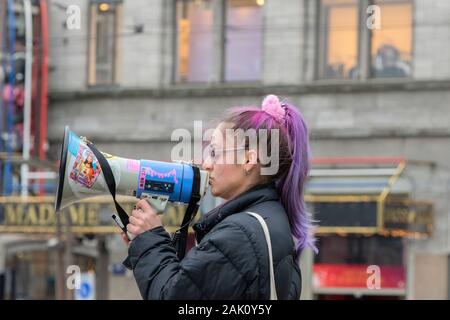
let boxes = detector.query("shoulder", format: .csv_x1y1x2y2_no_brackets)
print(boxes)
194,212,264,289
205,201,291,247
229,202,296,264
199,211,272,271
205,211,268,244
201,212,260,249
198,212,268,267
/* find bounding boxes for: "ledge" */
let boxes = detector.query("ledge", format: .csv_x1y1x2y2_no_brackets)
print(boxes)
47,127,450,144
48,79,450,101
310,128,450,140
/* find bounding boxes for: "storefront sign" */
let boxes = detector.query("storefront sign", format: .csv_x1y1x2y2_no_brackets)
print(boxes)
313,264,406,289
0,196,198,234
310,197,433,237
312,200,379,232
383,200,433,237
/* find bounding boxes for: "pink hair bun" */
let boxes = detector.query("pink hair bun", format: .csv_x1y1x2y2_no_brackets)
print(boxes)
261,94,285,122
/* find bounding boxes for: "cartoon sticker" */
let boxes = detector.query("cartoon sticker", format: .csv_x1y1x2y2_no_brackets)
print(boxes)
69,146,101,188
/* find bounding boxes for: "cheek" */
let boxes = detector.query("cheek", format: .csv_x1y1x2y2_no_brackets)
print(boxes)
212,163,225,176
212,165,240,189
211,164,228,186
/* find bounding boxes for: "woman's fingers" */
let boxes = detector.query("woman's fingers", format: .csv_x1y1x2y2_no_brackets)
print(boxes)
136,198,155,214
127,223,140,235
127,199,164,234
131,209,145,219
129,215,143,226
120,232,130,246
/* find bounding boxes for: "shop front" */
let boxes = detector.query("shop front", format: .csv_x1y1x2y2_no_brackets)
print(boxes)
0,195,202,299
306,157,433,300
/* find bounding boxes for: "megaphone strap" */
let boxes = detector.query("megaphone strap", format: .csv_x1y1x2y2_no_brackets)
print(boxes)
172,165,201,260
86,140,130,236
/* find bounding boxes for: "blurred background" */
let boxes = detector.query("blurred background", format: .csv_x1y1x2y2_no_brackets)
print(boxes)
0,0,449,300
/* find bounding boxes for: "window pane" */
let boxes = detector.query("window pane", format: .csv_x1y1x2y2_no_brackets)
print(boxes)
225,0,262,82
371,1,412,78
319,0,358,79
176,0,213,83
95,5,116,85
315,235,405,265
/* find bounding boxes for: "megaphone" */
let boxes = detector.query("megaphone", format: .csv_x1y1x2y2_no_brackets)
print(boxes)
55,126,209,254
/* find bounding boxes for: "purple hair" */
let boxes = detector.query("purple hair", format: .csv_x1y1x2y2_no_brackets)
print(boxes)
221,98,317,258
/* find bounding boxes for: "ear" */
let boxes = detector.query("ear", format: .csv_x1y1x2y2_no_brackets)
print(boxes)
243,149,258,172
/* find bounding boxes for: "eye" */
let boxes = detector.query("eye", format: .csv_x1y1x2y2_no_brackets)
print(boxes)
210,147,216,158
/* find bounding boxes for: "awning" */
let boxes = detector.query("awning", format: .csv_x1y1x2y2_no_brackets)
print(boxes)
305,157,433,238
306,157,410,196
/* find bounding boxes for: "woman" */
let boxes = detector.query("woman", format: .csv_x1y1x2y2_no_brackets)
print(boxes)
122,94,316,299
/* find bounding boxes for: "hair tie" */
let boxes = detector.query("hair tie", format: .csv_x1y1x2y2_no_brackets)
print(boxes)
261,94,285,122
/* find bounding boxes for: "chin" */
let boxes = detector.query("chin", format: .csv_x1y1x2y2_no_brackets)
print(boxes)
210,187,222,197
209,184,226,198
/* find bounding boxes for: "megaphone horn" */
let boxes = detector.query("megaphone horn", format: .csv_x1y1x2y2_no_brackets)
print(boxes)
55,126,209,257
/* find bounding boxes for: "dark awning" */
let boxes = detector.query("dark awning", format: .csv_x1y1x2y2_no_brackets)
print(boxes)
305,157,432,238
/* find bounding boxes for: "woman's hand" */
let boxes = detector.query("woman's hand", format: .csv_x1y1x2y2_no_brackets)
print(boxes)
126,199,163,237
120,231,131,247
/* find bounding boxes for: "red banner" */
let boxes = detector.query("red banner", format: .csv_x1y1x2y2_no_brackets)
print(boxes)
313,264,406,289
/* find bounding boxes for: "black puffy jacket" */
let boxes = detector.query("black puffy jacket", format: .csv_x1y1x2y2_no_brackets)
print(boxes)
123,182,302,300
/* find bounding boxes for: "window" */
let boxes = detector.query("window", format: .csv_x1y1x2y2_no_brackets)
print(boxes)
371,0,412,78
176,0,213,83
225,0,263,82
318,0,413,80
88,1,122,86
175,0,263,83
318,0,359,80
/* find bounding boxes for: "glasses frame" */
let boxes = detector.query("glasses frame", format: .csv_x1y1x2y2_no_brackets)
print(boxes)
206,144,247,164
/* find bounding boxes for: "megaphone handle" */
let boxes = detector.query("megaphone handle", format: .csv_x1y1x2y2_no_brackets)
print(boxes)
141,194,169,214
112,214,135,241
126,231,136,241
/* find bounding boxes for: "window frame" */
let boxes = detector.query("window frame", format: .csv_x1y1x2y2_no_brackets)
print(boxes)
173,0,217,84
316,0,415,81
172,0,263,85
87,0,123,87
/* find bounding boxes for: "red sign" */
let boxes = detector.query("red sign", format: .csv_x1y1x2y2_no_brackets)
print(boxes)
313,264,405,289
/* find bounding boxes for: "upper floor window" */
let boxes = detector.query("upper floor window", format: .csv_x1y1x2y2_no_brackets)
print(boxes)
88,1,122,86
175,0,263,83
371,0,412,78
176,0,213,83
225,0,263,82
318,0,413,80
318,0,359,80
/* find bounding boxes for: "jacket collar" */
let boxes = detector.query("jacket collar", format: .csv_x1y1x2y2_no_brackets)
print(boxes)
193,182,279,242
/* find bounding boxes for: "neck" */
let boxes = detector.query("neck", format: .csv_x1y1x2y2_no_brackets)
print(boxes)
224,178,262,202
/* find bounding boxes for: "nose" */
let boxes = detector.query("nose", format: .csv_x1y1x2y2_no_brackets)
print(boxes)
202,155,214,171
